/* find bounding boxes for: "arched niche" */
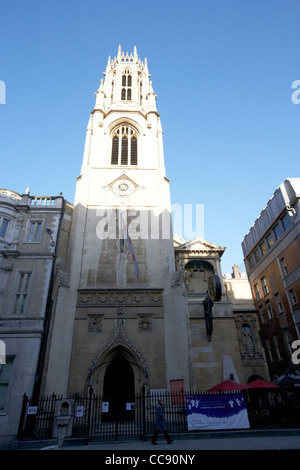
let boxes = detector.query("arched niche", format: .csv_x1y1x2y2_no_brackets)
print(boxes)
184,260,215,293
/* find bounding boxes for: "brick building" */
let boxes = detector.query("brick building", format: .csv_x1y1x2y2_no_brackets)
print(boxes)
242,178,300,380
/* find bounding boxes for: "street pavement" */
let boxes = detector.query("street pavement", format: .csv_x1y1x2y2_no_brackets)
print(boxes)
40,430,300,451
9,431,300,467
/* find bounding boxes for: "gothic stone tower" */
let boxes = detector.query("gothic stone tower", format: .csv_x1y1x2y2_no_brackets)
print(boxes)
43,46,192,400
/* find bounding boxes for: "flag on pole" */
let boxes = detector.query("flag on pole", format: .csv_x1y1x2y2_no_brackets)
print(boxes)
121,215,139,285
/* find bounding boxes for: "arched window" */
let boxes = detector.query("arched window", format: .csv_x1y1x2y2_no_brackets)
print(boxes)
111,124,138,165
121,69,132,101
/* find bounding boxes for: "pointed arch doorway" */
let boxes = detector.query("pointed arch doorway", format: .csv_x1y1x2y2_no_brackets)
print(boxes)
102,355,135,421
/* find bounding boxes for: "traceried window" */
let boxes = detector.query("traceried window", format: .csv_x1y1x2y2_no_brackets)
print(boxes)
121,69,132,101
111,124,138,166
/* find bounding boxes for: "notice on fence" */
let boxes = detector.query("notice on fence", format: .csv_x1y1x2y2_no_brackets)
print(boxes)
186,393,250,431
102,402,109,413
27,406,38,415
76,406,84,417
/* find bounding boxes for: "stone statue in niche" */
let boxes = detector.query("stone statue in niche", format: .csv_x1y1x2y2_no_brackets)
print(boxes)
241,323,256,356
203,294,214,341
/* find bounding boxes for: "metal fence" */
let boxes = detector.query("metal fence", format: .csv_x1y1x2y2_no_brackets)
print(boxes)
17,387,300,442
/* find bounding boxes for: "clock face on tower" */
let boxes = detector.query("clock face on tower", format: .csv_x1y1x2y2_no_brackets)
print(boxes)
113,179,134,196
207,273,222,302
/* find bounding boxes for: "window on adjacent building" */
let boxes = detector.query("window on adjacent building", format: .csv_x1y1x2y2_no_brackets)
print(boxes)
275,293,284,314
266,232,274,249
283,328,293,355
260,241,267,256
280,257,288,276
0,217,9,238
254,283,261,301
273,223,282,241
13,272,32,314
111,124,138,166
121,69,132,101
281,212,292,231
266,338,275,362
258,305,266,323
254,249,260,262
27,221,42,242
273,334,282,360
289,288,297,305
266,300,274,319
0,357,14,410
261,276,269,296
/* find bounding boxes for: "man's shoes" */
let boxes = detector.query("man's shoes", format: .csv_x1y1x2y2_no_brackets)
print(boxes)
152,442,158,445
168,440,173,444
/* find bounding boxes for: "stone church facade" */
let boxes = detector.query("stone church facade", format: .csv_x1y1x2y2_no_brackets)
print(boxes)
0,46,268,445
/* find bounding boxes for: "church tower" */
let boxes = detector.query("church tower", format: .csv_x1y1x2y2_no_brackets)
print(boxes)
43,46,192,400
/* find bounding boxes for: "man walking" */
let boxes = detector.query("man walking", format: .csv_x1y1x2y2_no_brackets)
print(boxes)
152,399,173,444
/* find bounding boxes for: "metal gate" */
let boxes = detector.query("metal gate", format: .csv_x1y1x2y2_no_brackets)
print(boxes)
17,389,188,442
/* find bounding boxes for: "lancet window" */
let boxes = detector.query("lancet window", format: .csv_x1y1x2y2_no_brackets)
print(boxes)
121,69,132,101
111,124,138,166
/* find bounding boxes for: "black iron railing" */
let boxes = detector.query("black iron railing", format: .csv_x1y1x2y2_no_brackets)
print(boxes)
17,387,300,442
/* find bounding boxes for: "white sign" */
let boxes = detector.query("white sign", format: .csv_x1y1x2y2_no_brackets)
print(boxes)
126,402,135,411
0,340,6,365
27,406,38,415
186,393,250,431
76,406,84,417
102,402,109,413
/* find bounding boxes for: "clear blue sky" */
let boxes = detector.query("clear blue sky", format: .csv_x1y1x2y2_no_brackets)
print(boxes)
1,0,299,275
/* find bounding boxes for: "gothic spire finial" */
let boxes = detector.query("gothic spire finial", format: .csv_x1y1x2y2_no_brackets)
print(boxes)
117,44,122,60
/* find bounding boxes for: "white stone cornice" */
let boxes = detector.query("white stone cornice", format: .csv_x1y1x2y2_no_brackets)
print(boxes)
174,237,225,256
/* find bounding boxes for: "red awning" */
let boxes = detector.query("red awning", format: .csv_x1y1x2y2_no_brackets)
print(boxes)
245,378,279,389
208,380,246,391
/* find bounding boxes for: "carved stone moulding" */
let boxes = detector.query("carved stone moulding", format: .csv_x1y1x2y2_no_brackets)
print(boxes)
87,313,103,332
0,318,44,333
77,289,163,307
137,313,153,331
0,189,22,202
